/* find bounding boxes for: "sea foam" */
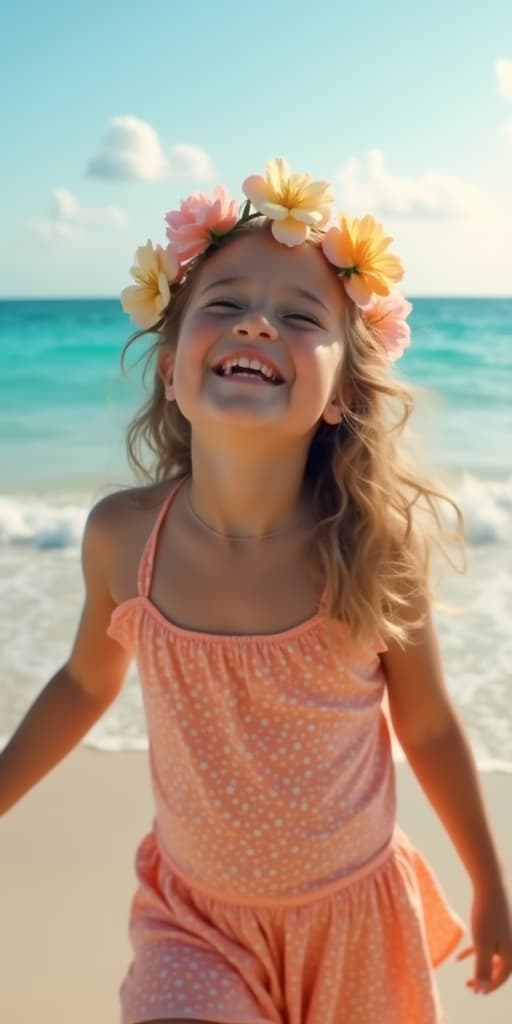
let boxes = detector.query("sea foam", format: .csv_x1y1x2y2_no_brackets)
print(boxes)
0,495,88,549
1,473,511,550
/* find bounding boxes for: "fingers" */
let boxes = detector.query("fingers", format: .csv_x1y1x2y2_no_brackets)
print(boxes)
464,952,512,994
456,945,474,961
487,955,512,993
473,944,494,993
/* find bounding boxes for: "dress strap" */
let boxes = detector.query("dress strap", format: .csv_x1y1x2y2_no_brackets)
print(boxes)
137,476,189,598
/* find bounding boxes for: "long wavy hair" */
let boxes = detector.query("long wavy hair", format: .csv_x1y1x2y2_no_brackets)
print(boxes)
120,219,465,648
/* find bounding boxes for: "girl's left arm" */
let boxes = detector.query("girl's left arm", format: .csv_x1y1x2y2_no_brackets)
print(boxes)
381,593,512,996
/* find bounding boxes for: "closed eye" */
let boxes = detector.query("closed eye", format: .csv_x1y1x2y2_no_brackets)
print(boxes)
204,303,321,326
284,313,322,326
205,300,243,311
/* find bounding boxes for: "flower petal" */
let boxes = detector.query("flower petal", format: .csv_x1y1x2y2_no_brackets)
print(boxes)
241,174,269,205
257,201,290,221
340,215,358,249
165,186,238,259
157,272,171,308
136,240,157,277
361,291,412,361
301,177,333,198
173,235,210,261
120,287,161,330
267,156,290,195
360,273,393,297
371,253,405,281
120,284,144,306
357,215,386,245
290,207,325,226
342,274,374,306
322,227,354,268
271,217,309,246
158,244,181,283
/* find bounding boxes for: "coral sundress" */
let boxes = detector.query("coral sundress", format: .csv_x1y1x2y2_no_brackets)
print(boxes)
107,475,465,1024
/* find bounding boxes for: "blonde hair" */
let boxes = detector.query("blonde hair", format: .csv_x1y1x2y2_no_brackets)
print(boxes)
120,219,465,648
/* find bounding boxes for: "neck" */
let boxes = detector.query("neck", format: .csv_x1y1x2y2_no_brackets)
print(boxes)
186,439,314,541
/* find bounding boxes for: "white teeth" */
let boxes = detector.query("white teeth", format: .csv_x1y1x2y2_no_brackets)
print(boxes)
218,356,281,383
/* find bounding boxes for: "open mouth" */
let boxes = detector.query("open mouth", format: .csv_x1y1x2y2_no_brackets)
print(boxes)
210,358,284,385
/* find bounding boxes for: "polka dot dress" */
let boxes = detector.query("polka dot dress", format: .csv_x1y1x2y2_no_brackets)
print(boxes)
108,477,465,1024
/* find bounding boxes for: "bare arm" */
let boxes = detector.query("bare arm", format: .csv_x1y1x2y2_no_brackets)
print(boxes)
0,497,132,816
382,599,506,891
382,592,512,992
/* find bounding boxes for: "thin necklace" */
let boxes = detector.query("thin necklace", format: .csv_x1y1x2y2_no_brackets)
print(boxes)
185,479,309,541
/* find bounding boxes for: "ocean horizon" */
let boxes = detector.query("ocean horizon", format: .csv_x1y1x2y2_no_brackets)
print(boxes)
1,296,511,770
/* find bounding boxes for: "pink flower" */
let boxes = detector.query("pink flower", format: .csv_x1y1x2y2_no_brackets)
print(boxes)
165,186,239,261
360,292,413,362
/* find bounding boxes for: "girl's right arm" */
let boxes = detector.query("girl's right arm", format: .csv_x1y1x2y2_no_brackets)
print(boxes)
0,497,133,816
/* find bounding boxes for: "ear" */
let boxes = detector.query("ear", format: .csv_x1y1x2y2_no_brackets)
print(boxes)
322,394,344,426
158,349,175,401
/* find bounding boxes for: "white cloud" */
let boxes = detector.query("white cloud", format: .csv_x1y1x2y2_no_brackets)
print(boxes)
87,116,214,183
28,187,128,241
336,149,488,220
168,143,215,180
504,121,512,142
87,116,168,182
496,57,512,100
393,194,512,295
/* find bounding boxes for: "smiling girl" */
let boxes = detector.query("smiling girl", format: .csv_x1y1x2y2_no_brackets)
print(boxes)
1,158,510,1024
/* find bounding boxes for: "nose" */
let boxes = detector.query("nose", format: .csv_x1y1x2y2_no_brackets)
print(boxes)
232,311,279,341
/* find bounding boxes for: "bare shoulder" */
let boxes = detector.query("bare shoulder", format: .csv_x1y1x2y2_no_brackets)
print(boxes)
86,480,169,544
64,480,178,698
87,480,165,523
84,479,178,603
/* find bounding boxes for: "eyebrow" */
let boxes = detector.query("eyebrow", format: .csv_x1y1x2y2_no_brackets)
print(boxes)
200,276,330,313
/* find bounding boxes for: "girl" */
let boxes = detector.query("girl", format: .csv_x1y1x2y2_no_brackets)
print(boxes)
1,157,511,1024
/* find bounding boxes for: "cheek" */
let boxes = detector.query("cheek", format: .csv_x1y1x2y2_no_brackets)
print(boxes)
171,316,216,406
172,352,201,400
292,341,343,415
297,337,343,386
174,316,208,369
176,311,216,357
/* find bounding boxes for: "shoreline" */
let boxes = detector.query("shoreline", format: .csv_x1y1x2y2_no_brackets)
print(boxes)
1,748,511,1022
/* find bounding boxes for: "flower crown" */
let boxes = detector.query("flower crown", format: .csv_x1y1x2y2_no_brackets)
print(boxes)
121,156,412,362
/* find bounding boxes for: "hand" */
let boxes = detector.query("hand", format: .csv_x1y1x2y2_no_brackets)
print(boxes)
456,882,512,994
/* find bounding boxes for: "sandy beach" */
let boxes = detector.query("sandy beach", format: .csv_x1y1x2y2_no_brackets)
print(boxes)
1,748,511,1023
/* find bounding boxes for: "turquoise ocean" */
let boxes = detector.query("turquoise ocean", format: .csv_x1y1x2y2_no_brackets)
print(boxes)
1,298,511,769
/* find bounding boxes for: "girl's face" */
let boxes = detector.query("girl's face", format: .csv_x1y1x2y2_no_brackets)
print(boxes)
166,231,347,441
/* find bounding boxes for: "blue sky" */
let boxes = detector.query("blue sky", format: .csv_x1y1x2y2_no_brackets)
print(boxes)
2,0,511,298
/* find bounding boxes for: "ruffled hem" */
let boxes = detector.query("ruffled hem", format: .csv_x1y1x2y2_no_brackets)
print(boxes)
391,824,465,967
120,826,465,1024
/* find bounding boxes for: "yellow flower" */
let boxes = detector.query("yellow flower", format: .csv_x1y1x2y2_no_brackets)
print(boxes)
120,240,181,330
322,214,404,306
242,157,334,246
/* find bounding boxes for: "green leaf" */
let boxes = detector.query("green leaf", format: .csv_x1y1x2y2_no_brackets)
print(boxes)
239,199,252,222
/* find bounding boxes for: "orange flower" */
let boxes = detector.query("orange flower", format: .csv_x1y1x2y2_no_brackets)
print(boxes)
242,157,334,246
322,214,404,306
